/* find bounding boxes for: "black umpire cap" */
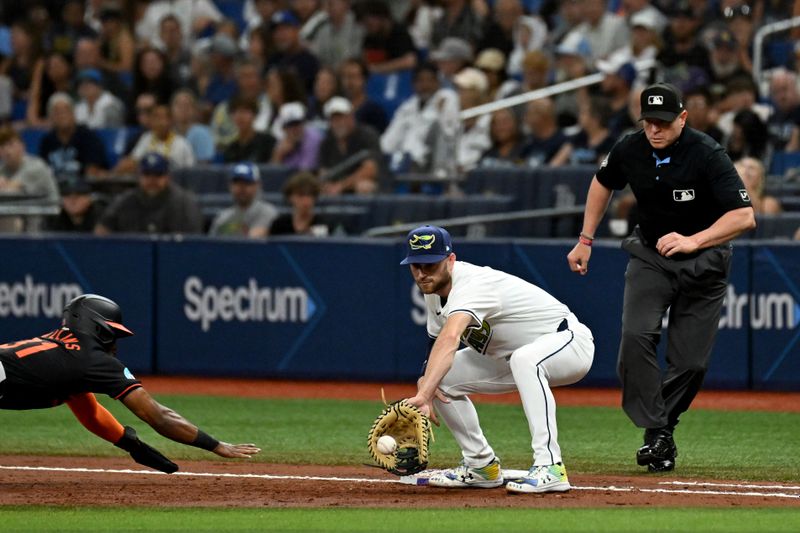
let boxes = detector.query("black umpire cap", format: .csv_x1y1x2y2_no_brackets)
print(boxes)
639,83,685,122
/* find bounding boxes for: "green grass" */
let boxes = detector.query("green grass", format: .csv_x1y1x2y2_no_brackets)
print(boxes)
0,395,797,482
0,507,799,532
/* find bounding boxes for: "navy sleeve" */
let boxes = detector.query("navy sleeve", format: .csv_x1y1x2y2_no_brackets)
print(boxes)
595,137,629,190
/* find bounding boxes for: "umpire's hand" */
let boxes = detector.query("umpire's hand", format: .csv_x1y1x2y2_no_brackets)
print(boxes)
567,242,592,275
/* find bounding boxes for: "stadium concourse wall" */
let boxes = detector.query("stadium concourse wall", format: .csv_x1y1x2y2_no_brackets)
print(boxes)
0,235,798,391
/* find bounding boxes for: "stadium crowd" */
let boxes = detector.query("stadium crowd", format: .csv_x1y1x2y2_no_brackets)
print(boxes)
0,0,799,237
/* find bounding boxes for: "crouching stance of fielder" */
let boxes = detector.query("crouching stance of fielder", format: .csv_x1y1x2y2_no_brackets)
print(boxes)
403,226,594,493
0,294,260,472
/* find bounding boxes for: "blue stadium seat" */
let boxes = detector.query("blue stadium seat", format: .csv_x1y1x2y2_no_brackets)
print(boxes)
256,165,295,192
96,127,140,167
366,69,414,118
769,152,800,177
213,0,247,32
446,195,516,237
21,128,46,155
753,213,800,239
172,166,228,193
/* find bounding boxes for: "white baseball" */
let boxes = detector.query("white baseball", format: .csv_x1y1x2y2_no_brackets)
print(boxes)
377,435,397,454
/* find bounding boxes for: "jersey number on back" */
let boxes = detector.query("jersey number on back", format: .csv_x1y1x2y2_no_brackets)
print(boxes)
0,338,59,358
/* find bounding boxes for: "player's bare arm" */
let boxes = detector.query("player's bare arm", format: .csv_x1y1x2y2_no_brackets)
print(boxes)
656,207,756,257
568,177,614,275
407,312,474,425
122,387,260,458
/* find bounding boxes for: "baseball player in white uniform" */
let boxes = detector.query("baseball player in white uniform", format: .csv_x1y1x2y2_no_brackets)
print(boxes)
403,225,594,493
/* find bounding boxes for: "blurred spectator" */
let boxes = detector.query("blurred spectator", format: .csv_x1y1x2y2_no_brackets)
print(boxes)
265,67,307,137
294,0,328,42
519,51,550,93
722,3,755,73
121,91,157,156
521,97,568,167
474,48,519,101
170,89,216,163
241,0,281,53
209,162,279,238
96,152,203,235
211,59,273,149
97,2,134,74
430,0,486,48
0,127,59,232
116,104,195,173
308,66,340,125
158,15,192,87
74,36,127,101
684,86,724,143
734,157,781,215
74,68,125,128
551,95,614,166
309,0,363,69
269,171,329,236
621,0,668,34
479,107,527,167
430,37,473,87
136,0,222,49
766,69,800,153
45,0,98,56
266,10,320,94
45,176,105,232
359,1,418,74
270,102,322,170
404,0,445,51
26,52,74,127
547,0,583,49
657,1,711,85
708,30,750,99
318,96,382,195
716,75,770,139
566,0,628,63
599,62,636,138
553,32,593,127
381,62,459,172
130,47,174,119
0,20,43,103
245,24,273,74
39,93,109,178
453,67,492,172
726,108,769,161
222,97,276,164
204,34,241,107
340,58,388,133
478,0,547,77
601,10,662,86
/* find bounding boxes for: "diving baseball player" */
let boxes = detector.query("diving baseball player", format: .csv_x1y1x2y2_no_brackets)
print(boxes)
0,294,260,472
403,226,594,493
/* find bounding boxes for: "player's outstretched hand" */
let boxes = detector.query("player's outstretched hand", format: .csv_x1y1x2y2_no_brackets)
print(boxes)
406,394,439,426
213,442,261,458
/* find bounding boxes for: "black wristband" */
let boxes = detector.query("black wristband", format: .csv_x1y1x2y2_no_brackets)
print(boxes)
192,429,220,451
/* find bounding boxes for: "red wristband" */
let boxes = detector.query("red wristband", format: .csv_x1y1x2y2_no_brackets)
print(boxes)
579,235,593,247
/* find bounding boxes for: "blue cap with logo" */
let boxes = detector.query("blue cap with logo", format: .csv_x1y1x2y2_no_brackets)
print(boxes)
230,162,260,182
139,152,170,175
400,225,454,265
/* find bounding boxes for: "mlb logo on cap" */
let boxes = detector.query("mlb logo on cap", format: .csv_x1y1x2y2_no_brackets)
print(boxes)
648,95,664,105
400,225,454,265
639,83,684,122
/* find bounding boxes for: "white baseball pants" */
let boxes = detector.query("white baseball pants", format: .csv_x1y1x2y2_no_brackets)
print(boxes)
433,313,594,467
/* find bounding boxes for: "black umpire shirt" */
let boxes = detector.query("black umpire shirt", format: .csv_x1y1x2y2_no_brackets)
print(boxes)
0,328,141,410
596,127,752,247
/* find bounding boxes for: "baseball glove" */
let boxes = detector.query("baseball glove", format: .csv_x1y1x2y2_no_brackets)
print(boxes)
367,399,431,476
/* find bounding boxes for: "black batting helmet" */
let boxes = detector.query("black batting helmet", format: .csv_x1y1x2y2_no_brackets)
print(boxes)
62,294,134,345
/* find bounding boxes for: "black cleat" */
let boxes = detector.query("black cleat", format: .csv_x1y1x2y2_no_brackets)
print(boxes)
636,428,677,469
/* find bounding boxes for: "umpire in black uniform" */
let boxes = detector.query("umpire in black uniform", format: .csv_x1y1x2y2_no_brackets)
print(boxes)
567,83,756,472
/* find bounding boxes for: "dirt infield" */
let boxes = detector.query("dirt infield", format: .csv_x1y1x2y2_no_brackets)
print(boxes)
1,378,798,509
1,455,798,508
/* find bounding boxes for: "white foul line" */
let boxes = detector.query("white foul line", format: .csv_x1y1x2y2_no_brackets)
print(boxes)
659,480,800,490
1,465,798,500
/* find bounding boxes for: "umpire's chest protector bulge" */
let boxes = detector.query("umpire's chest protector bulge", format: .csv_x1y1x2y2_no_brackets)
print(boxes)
596,128,751,246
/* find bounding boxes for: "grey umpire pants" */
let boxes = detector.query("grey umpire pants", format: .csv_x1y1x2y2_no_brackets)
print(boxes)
618,229,732,430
